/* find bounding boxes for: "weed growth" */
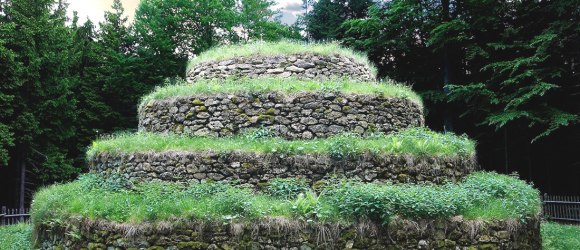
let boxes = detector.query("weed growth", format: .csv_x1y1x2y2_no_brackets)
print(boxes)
32,172,540,226
140,77,422,107
87,128,475,159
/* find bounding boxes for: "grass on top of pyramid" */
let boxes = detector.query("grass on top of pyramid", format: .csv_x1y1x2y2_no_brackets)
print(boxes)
31,172,540,226
187,40,377,76
140,77,423,108
86,128,475,159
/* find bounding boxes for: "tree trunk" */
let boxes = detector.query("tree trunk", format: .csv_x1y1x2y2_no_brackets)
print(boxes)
442,0,453,132
18,152,25,210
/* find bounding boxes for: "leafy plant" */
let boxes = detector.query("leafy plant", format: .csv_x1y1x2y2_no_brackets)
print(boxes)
267,178,310,199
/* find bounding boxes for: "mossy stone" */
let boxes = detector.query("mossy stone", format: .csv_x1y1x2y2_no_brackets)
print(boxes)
312,180,327,191
265,108,277,115
197,105,207,111
479,244,499,250
191,99,204,106
397,174,409,183
87,243,106,250
146,247,164,250
185,111,195,119
176,241,209,249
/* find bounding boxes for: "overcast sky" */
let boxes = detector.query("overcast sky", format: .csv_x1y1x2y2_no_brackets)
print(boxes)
67,0,304,25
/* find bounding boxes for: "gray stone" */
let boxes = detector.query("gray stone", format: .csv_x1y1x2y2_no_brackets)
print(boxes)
294,60,315,69
286,66,305,72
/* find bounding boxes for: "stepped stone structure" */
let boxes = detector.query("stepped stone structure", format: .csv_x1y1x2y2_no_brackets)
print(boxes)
37,43,540,249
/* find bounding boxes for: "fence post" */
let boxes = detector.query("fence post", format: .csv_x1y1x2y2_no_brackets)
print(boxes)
1,206,5,226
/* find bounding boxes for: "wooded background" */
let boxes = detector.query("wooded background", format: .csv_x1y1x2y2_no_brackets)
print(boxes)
1,0,578,208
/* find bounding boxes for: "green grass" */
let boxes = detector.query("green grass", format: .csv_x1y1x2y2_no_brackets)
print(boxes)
542,222,580,250
31,172,540,226
87,128,475,159
0,223,31,250
187,40,377,76
140,77,422,108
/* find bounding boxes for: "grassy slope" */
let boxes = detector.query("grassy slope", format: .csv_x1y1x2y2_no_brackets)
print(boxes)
0,223,31,250
87,128,475,159
31,172,540,225
187,40,377,76
140,78,423,108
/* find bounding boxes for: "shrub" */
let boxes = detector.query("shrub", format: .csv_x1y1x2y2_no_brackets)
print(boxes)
267,178,310,199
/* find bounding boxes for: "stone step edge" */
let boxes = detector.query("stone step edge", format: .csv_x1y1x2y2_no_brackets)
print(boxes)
138,92,424,139
88,151,477,185
35,215,541,249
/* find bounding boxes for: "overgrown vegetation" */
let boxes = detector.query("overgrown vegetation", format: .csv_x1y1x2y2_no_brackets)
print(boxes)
0,223,31,250
31,172,539,226
87,128,475,159
140,77,422,107
542,222,580,250
186,40,377,76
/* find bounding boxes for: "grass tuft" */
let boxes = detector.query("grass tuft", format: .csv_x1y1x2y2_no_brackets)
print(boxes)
31,172,540,226
87,128,475,159
187,40,377,76
140,77,422,108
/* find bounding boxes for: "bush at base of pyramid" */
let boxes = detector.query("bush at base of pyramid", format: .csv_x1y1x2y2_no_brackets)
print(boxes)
31,41,542,250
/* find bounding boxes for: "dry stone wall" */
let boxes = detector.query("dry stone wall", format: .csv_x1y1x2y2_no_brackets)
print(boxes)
186,54,375,82
139,93,424,138
89,151,477,185
36,216,541,250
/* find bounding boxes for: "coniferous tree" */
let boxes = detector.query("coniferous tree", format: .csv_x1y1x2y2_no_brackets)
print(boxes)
1,0,80,198
305,0,374,41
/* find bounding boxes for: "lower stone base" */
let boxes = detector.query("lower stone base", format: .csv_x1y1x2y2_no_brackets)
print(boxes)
35,216,541,250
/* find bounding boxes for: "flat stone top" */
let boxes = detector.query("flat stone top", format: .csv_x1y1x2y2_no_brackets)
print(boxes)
187,40,375,71
186,53,376,82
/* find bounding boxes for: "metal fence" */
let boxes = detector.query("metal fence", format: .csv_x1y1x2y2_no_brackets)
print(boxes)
543,194,580,223
0,206,30,226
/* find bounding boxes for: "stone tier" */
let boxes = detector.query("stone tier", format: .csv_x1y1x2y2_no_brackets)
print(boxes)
89,151,477,185
186,53,374,82
139,93,424,139
36,216,540,250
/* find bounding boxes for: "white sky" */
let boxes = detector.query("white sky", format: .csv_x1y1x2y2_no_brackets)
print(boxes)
67,0,304,26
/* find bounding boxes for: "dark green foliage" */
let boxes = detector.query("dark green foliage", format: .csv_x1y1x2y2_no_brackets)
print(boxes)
304,0,374,41
0,0,81,183
340,0,579,141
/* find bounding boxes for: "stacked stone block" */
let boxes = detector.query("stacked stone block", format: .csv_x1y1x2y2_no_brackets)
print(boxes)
36,46,540,249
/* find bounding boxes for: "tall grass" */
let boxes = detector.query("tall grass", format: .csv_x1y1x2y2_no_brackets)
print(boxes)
31,172,540,226
140,77,422,107
87,128,475,159
187,40,377,76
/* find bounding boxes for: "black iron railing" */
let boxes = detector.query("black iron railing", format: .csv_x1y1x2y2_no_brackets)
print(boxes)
543,194,580,223
0,206,30,226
